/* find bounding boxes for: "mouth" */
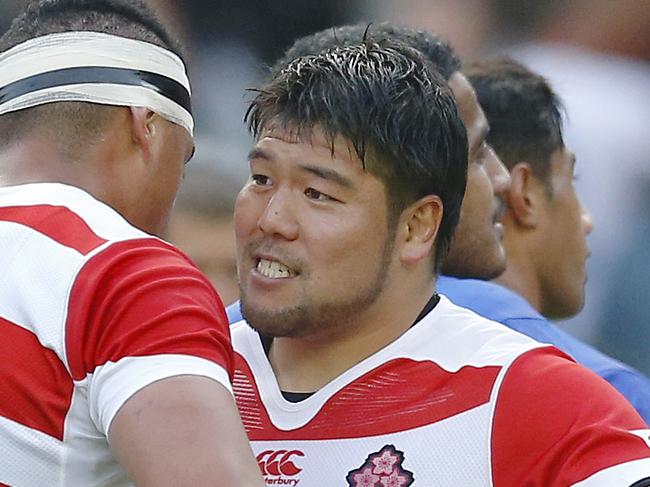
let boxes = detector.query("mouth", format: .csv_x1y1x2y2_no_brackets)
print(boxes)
255,257,296,279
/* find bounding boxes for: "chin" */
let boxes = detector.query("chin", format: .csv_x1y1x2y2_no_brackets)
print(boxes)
472,251,507,281
545,294,584,320
241,301,304,337
442,238,507,280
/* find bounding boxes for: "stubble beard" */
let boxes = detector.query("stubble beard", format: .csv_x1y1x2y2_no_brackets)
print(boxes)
240,237,395,340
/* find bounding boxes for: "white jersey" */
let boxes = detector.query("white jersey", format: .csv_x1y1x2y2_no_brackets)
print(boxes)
232,296,650,486
0,183,233,487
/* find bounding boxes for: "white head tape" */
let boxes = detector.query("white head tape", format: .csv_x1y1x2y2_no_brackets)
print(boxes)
0,31,194,135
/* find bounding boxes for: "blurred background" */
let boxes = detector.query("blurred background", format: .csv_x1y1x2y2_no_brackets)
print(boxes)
1,0,649,373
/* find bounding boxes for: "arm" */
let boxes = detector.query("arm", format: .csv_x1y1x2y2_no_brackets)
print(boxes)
66,239,263,485
109,375,262,486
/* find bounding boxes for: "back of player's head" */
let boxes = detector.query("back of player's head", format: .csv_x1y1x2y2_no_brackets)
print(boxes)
0,0,181,55
0,0,186,150
248,40,468,269
272,22,461,81
465,58,565,189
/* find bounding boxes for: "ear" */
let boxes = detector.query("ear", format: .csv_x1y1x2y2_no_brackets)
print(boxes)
506,162,543,228
399,195,443,264
129,107,159,163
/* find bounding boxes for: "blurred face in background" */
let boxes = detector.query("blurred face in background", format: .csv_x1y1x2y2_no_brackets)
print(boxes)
441,72,511,279
534,147,593,318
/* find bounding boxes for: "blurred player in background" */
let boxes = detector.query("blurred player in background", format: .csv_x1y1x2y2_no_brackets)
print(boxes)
437,58,650,423
0,0,262,485
229,32,650,485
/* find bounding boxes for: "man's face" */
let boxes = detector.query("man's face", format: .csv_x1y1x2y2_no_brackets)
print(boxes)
536,148,593,318
235,126,397,338
137,120,194,236
441,73,511,279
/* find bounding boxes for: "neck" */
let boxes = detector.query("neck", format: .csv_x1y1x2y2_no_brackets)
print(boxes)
0,131,132,213
0,139,72,187
0,135,104,187
493,238,543,313
268,275,436,393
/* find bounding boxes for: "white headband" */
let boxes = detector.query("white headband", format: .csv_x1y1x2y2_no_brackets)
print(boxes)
0,31,194,134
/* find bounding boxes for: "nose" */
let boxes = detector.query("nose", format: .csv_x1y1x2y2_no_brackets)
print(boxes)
581,202,594,235
257,189,299,241
485,145,511,195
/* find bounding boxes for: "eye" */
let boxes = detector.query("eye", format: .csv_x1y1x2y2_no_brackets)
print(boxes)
251,174,271,186
305,187,333,201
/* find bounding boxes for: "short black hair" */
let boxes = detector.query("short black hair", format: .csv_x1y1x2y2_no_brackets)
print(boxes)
272,22,461,81
248,40,468,269
465,58,565,189
0,0,182,149
0,0,181,55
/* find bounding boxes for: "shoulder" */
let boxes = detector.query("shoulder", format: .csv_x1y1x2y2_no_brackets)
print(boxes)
492,346,650,486
2,182,150,240
412,296,544,372
437,275,540,324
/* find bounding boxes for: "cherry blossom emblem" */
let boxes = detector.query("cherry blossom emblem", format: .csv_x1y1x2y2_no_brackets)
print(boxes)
346,445,414,487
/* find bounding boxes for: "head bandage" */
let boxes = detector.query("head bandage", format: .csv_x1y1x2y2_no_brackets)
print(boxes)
0,31,193,134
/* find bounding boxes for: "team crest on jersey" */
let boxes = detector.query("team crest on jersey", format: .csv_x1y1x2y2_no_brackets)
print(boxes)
346,444,414,487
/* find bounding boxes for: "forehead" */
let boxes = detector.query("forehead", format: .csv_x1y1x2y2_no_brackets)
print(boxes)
251,125,363,170
448,72,488,151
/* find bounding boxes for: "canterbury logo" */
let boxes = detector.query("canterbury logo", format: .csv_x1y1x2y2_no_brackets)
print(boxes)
257,449,304,476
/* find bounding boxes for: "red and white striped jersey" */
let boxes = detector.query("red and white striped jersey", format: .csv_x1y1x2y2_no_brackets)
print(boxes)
0,183,234,487
232,295,650,486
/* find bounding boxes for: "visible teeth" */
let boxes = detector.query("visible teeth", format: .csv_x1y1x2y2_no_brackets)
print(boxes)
257,259,292,278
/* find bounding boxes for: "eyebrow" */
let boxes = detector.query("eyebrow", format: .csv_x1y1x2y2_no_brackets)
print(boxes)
248,147,271,161
298,164,355,189
248,146,355,189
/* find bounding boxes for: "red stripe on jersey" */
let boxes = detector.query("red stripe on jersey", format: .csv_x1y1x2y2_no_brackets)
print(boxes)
0,316,73,441
65,238,233,381
492,347,650,487
234,353,501,440
0,205,107,255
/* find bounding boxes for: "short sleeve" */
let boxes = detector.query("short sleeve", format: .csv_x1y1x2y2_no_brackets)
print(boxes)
64,238,234,434
492,347,650,487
